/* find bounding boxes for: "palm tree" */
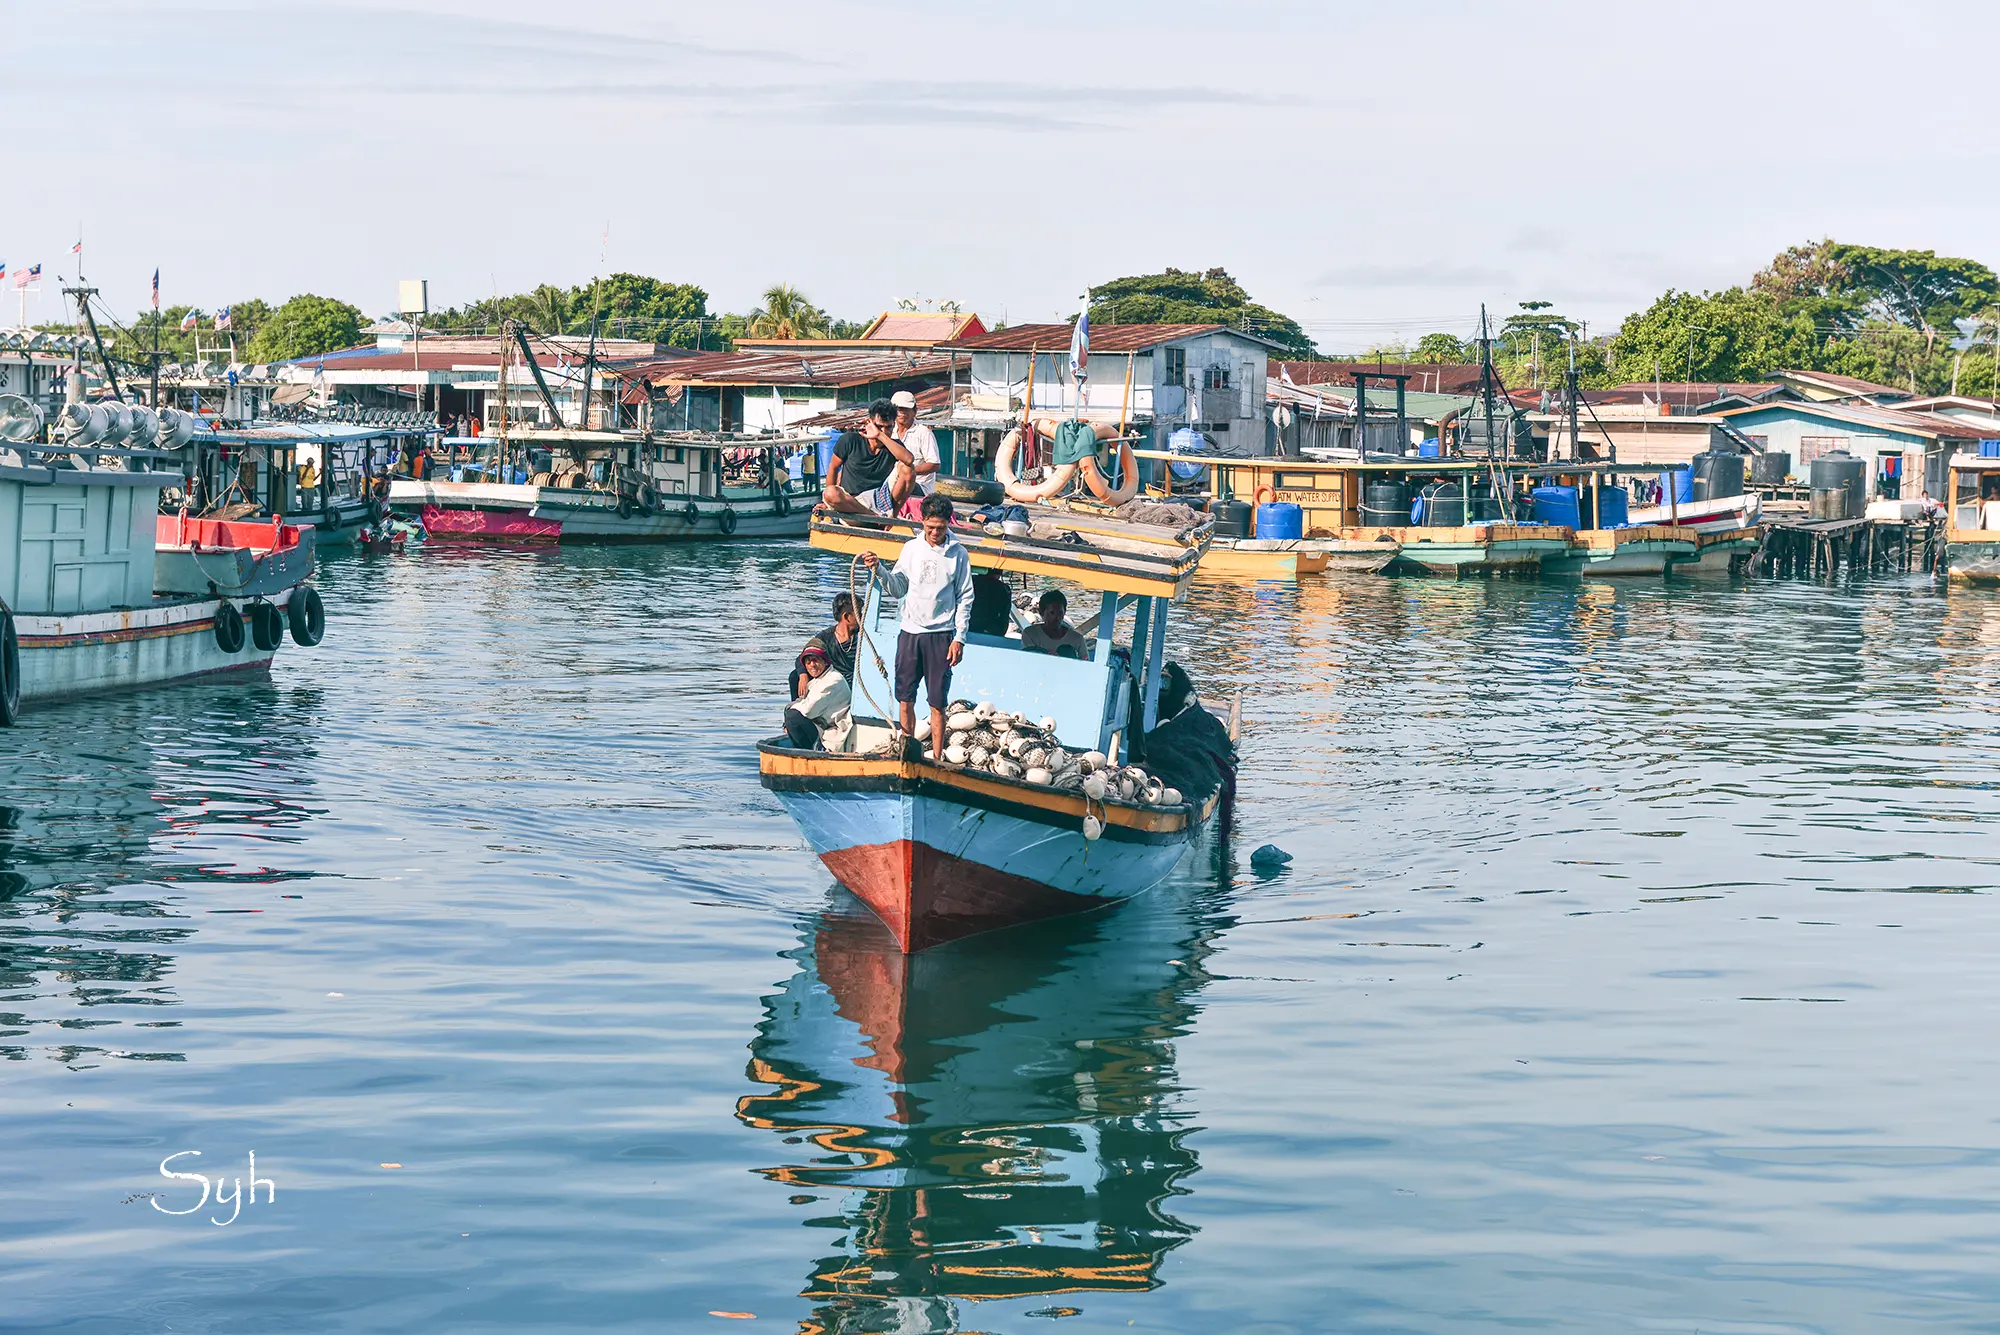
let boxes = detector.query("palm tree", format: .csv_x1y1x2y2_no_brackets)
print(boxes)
747,284,830,340
525,284,573,335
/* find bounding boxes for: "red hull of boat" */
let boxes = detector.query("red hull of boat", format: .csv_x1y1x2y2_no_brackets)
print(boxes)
820,839,1105,953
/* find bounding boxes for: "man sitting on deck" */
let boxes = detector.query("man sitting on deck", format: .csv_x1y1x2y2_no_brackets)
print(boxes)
861,492,972,762
783,643,853,752
821,399,914,517
790,593,859,699
1020,589,1089,659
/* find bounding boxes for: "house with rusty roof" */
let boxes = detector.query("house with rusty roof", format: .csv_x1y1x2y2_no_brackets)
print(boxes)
937,322,1283,470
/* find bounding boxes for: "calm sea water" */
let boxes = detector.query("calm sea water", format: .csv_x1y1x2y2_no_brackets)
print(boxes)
5,544,2000,1335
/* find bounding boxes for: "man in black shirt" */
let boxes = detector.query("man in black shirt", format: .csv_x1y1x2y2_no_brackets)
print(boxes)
821,399,913,516
790,593,860,699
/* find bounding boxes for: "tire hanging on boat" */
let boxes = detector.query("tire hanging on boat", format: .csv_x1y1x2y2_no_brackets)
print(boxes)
0,600,19,727
368,498,388,525
683,499,700,526
719,506,738,535
616,495,636,520
288,586,326,647
286,586,326,646
249,600,285,652
213,600,246,653
772,487,791,517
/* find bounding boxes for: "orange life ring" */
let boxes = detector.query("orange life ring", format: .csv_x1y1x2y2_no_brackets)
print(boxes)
1253,485,1277,506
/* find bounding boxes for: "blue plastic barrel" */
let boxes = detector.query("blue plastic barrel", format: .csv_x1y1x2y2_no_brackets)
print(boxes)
1673,467,1696,503
1255,501,1304,539
1981,439,2000,458
1530,484,1581,529
815,429,840,479
1418,437,1441,459
1596,485,1630,527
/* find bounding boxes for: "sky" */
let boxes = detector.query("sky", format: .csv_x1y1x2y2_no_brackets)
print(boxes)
4,0,1997,353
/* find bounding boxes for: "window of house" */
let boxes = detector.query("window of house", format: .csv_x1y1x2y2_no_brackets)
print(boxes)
1798,435,1848,465
1164,347,1186,384
1202,364,1232,391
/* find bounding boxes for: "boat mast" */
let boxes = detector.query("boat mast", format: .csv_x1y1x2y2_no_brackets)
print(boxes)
64,283,123,402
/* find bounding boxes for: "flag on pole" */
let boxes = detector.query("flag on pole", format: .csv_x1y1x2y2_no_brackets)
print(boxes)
0,262,7,282
1068,308,1090,398
180,309,199,331
151,269,160,310
1280,362,1297,388
71,240,82,254
214,306,232,331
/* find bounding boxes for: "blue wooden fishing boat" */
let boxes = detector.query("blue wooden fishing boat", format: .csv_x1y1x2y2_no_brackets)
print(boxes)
759,503,1236,951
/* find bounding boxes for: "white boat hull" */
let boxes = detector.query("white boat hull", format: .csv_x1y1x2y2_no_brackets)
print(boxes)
14,590,293,704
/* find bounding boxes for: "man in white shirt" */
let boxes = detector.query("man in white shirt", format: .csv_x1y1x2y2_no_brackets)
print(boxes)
892,390,940,497
861,492,972,761
783,644,853,752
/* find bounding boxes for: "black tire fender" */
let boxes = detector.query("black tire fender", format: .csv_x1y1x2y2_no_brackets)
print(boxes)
683,499,700,525
719,506,738,535
0,601,19,727
287,586,326,647
368,498,388,525
213,600,246,653
249,600,285,652
616,495,636,520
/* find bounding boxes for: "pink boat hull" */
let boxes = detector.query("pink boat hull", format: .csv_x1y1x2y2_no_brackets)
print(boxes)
421,505,563,541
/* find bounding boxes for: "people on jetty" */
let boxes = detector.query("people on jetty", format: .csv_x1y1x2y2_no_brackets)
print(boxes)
822,399,914,516
791,594,859,698
1021,589,1088,658
891,390,939,499
784,644,853,752
861,492,971,760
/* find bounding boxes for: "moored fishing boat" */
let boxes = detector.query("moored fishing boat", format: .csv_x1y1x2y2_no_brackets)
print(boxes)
759,503,1236,952
1199,536,1331,580
395,430,814,541
185,418,434,548
1941,451,2000,584
0,445,325,724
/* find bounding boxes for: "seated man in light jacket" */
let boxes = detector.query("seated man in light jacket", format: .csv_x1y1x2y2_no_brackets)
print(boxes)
783,643,853,752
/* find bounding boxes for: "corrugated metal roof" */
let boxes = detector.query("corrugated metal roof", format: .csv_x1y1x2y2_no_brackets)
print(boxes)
1720,399,1986,440
944,322,1232,353
612,348,952,389
1279,361,1487,395
859,311,987,342
793,384,957,431
1775,368,1909,398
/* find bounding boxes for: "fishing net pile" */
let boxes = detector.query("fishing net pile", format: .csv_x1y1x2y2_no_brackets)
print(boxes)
933,700,1188,808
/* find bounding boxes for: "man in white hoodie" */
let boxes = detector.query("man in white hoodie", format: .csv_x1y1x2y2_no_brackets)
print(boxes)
861,492,972,760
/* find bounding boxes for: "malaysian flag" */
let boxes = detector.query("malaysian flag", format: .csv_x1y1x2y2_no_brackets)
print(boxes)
180,309,200,331
214,306,232,331
151,268,160,310
18,263,39,290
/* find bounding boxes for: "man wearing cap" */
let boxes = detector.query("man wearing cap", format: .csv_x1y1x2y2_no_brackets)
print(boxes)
892,390,940,497
783,641,853,752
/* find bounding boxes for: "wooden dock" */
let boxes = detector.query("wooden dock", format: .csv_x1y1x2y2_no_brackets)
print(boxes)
1751,513,1941,579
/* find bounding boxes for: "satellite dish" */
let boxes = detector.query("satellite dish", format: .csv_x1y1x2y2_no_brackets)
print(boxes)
0,394,44,443
1271,403,1294,432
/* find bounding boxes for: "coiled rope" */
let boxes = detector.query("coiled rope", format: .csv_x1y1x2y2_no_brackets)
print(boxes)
848,551,905,752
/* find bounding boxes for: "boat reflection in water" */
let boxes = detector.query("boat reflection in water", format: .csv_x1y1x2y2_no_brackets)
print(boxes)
738,877,1232,1334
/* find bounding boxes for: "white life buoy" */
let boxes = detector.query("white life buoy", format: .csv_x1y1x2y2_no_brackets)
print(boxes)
995,425,1075,503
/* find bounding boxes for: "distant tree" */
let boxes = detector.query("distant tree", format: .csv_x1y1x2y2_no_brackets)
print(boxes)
1829,243,2000,351
1415,332,1471,363
1085,267,1317,359
747,284,831,339
248,294,364,363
